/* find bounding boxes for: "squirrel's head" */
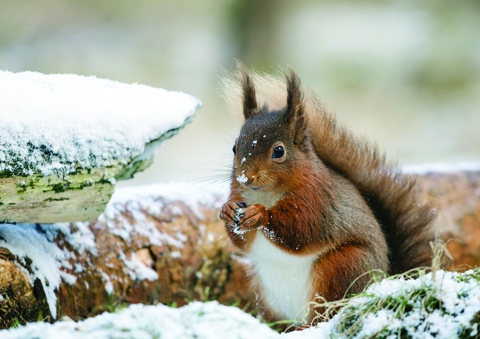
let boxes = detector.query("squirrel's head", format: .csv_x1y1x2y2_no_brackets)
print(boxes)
232,68,315,192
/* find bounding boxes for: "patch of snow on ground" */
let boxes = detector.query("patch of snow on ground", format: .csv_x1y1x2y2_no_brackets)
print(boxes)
1,301,278,339
0,70,201,177
0,224,77,319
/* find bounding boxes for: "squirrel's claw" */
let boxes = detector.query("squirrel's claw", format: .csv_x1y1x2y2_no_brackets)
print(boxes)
237,203,268,231
220,201,268,232
219,201,243,225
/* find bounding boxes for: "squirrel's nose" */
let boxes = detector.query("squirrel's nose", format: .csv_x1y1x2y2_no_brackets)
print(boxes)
236,170,253,185
236,172,249,185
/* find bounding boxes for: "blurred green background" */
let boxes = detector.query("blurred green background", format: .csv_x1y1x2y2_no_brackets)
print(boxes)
1,0,479,187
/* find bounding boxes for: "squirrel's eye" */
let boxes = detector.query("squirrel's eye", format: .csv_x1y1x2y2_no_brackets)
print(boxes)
272,146,285,159
232,144,236,155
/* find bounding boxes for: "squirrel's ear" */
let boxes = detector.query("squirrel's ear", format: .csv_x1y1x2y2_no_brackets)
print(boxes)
284,68,307,146
240,66,258,120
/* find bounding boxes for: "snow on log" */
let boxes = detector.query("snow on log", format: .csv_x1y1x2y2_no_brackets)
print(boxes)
0,71,201,223
0,164,479,328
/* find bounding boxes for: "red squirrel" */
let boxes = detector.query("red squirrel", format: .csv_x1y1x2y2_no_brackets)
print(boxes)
219,66,434,324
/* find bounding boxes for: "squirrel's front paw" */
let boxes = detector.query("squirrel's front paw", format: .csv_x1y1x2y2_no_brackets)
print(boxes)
237,204,268,231
219,201,246,226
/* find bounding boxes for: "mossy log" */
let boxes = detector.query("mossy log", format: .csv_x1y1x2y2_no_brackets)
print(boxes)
0,167,117,224
0,170,478,328
0,123,191,224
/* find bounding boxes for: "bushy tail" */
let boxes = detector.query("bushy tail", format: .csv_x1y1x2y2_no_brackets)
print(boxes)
222,66,435,274
304,92,435,274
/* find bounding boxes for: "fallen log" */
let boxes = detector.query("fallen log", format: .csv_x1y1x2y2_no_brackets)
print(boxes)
413,166,480,268
0,166,479,328
0,183,253,328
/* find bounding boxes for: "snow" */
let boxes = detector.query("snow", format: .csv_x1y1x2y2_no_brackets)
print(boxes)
236,173,248,184
1,301,277,339
0,224,77,319
98,269,114,295
94,182,227,259
325,269,480,339
403,160,480,175
0,220,101,319
41,222,97,256
171,205,183,215
120,251,158,282
0,70,201,177
105,181,227,222
171,251,182,258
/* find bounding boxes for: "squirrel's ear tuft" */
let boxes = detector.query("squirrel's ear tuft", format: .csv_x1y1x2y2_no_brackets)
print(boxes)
240,66,258,120
284,68,307,146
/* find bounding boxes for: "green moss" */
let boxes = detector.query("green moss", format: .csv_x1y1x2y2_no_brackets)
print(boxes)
0,169,14,178
43,197,70,202
15,181,27,194
50,182,71,193
115,158,153,181
461,311,480,339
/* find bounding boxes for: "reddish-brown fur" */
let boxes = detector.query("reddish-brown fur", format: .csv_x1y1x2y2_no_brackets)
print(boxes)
219,65,434,325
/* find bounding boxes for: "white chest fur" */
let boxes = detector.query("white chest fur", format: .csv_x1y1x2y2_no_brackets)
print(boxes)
242,190,283,209
248,232,317,321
